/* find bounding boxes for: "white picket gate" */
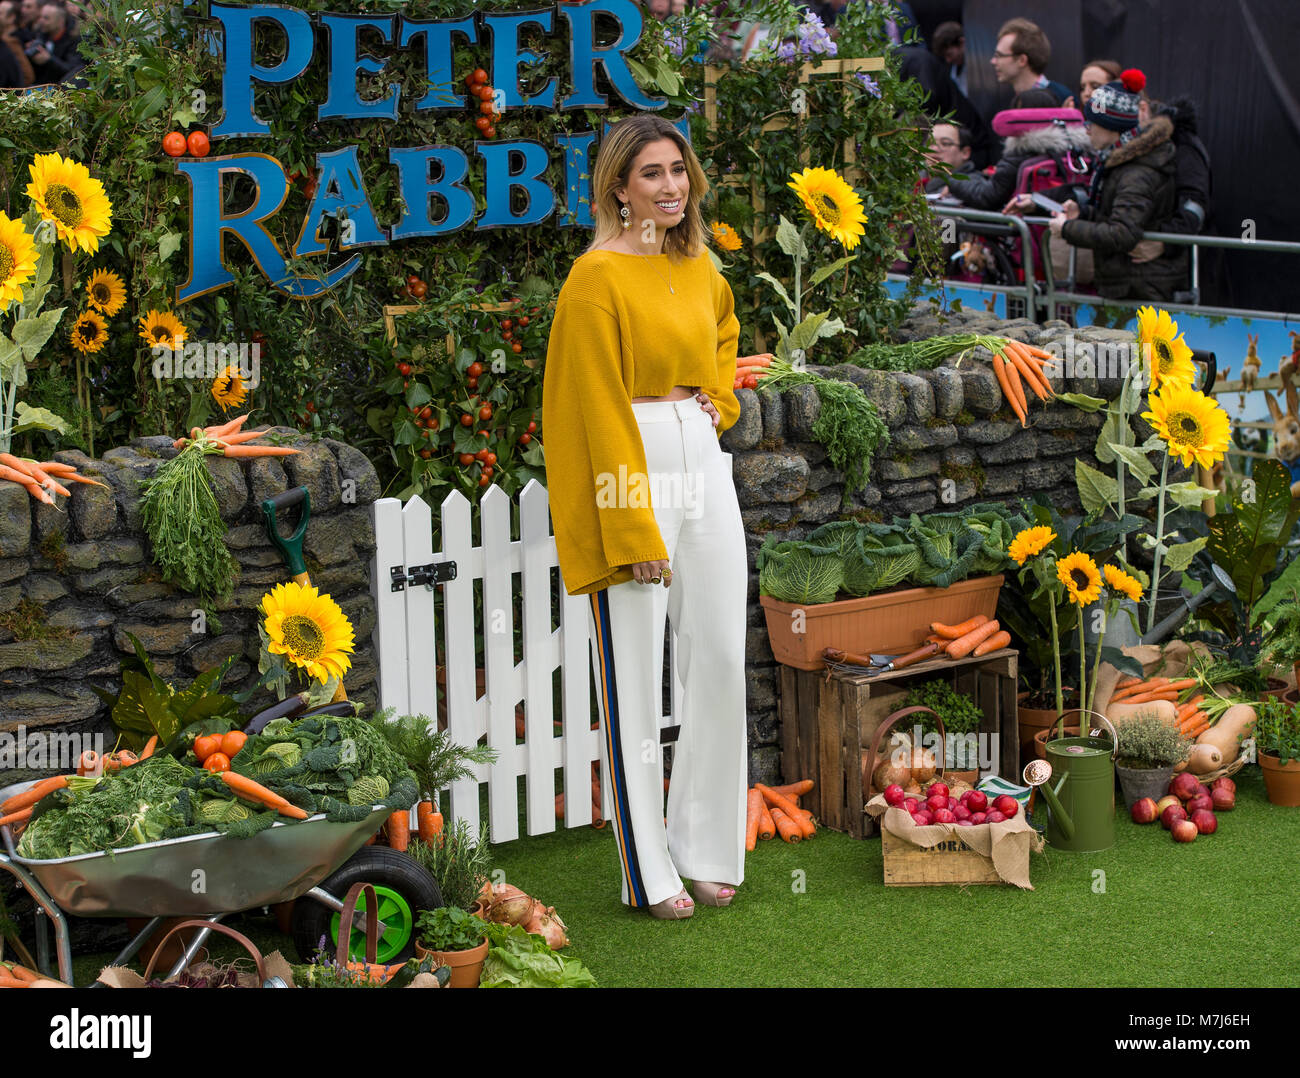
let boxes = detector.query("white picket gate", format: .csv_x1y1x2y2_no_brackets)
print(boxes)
370,480,681,843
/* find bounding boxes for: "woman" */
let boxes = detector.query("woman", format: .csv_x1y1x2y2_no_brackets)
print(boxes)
1064,58,1120,111
542,114,747,920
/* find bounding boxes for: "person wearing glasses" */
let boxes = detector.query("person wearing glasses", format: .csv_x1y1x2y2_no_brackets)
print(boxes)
990,17,1071,106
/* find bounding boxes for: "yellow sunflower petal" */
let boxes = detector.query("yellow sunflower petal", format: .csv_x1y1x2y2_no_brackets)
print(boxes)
1103,564,1144,603
86,268,127,316
70,310,108,354
260,581,355,684
138,309,187,351
1057,551,1102,607
786,166,868,250
1136,305,1197,393
1008,525,1057,566
211,365,249,409
25,152,113,255
0,211,39,307
1140,383,1231,470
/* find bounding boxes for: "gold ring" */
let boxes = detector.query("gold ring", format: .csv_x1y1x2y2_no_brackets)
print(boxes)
650,576,661,584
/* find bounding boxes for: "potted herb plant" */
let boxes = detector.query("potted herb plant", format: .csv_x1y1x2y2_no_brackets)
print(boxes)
1114,715,1194,809
904,678,983,784
1263,595,1300,692
408,819,492,915
414,906,490,988
1254,697,1300,807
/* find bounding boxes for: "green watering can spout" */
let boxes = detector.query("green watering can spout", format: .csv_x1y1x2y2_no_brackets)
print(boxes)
1023,760,1076,839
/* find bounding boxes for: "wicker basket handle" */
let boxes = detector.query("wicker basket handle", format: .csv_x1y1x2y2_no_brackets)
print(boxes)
141,919,268,984
863,705,948,795
336,882,379,966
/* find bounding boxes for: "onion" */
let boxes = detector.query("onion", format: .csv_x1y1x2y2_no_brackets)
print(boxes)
872,758,911,791
487,883,535,926
910,747,936,783
523,905,569,949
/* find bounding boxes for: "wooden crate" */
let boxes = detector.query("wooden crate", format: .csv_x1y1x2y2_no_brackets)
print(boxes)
880,826,1004,887
778,649,1019,838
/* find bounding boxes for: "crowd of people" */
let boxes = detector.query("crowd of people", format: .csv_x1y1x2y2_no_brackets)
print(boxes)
0,0,89,87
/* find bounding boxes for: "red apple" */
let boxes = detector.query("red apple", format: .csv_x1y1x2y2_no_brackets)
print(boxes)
1171,818,1198,843
992,794,1019,817
1161,804,1188,830
969,812,987,825
927,794,948,813
1186,794,1213,814
903,798,920,814
1190,809,1218,835
933,808,957,824
1155,795,1181,818
884,784,906,807
965,790,988,813
1210,788,1235,812
953,803,972,821
955,817,974,826
912,810,933,826
1211,776,1237,797
927,782,949,800
984,810,1006,824
1170,772,1200,801
1130,797,1160,824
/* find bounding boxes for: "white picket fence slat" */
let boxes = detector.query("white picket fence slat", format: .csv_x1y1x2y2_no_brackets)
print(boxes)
369,479,676,843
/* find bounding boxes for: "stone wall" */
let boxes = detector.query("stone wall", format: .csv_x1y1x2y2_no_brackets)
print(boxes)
720,307,1144,782
0,430,381,782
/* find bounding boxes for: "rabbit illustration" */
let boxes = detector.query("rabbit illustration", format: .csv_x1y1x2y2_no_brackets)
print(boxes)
1264,358,1300,497
1240,333,1260,407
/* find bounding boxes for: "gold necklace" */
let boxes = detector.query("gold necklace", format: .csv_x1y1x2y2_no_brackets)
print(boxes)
624,238,674,294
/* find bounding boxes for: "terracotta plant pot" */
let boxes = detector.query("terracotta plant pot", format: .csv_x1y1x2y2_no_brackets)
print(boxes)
414,938,489,988
945,768,979,788
1033,724,1080,760
1017,691,1080,767
759,574,1004,671
1259,753,1300,807
1284,688,1300,707
1261,676,1289,702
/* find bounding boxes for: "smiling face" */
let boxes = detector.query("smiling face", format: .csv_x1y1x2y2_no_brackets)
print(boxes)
616,137,689,245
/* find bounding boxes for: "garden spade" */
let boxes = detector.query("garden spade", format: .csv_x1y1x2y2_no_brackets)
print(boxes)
261,486,348,703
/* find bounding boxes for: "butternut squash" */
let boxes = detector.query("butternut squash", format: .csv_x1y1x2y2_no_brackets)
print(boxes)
1186,743,1224,775
1195,704,1257,762
1105,698,1178,728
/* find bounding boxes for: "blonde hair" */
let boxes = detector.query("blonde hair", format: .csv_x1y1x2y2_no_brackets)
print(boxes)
586,114,710,262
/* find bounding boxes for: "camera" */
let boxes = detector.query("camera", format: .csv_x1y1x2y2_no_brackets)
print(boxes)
24,39,42,57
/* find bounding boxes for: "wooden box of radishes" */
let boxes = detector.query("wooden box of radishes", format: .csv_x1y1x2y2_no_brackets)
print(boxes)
866,780,1045,889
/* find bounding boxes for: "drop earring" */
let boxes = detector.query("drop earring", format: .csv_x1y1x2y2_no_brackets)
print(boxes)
620,203,630,230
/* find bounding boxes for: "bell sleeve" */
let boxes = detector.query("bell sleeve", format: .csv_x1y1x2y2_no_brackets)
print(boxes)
541,293,669,570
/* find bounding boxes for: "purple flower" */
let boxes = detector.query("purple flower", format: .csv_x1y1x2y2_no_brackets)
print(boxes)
661,27,685,58
776,40,796,62
858,73,881,97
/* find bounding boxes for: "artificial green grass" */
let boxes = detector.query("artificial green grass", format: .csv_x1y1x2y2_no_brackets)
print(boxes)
56,768,1300,988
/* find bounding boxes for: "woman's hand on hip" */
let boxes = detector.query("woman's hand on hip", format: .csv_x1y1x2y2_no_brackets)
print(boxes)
629,559,672,586
695,390,719,427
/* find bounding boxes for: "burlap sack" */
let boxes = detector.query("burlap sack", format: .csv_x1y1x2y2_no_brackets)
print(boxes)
97,950,296,988
866,794,1045,890
1091,640,1212,717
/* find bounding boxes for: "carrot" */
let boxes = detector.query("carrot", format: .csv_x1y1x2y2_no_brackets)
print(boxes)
214,428,269,446
1175,696,1205,723
945,618,1002,659
5,964,38,984
386,810,410,851
33,460,77,475
416,800,442,846
746,789,762,851
1110,677,1169,702
1161,678,1198,694
219,771,310,819
0,455,70,495
0,974,28,988
769,807,803,843
1115,676,1142,690
1004,342,1052,401
221,444,300,458
76,750,100,776
207,414,250,438
0,464,50,502
1126,689,1181,704
754,782,809,825
1184,719,1211,740
791,807,816,837
1002,355,1029,424
0,807,34,828
769,779,814,799
931,614,989,639
972,629,1011,656
58,472,110,489
756,795,775,840
991,354,1026,425
737,354,774,367
140,735,158,760
1,775,68,814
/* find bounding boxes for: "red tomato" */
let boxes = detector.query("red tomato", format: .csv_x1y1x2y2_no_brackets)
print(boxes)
479,101,494,116
518,432,532,445
467,377,478,390
221,730,247,758
193,734,223,763
203,752,231,774
511,342,522,354
428,418,439,430
475,116,491,132
460,414,474,427
419,448,432,459
398,362,412,376
406,274,421,286
501,319,513,331
485,452,497,465
482,465,493,477
502,329,512,341
478,405,493,421
459,453,475,465
162,131,187,157
519,315,529,327
526,421,537,433
408,281,427,298
471,68,488,85
467,362,484,378
186,130,210,157
478,474,491,487
483,125,496,139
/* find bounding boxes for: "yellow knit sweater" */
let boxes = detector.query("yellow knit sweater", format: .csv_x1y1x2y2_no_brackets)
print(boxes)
542,247,741,595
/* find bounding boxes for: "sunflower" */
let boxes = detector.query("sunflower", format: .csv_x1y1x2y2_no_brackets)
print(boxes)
70,310,108,354
211,365,248,409
1057,551,1102,607
0,211,39,307
85,268,126,316
261,581,355,684
1008,525,1057,566
710,220,742,252
1141,382,1232,470
1136,305,1196,393
138,309,187,351
786,167,868,250
1103,565,1143,603
25,152,113,255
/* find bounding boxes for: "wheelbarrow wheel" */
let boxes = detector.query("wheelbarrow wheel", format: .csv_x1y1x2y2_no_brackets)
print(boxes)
291,846,443,964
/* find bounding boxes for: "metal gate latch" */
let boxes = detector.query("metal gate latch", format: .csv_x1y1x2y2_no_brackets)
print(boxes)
390,561,457,591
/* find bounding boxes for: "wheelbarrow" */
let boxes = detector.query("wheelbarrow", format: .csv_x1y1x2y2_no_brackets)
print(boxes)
0,779,442,986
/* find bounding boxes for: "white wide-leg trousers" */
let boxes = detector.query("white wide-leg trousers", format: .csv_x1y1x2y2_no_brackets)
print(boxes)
586,398,749,909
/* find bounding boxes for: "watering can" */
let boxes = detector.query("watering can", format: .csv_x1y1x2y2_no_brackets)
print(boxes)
1021,710,1118,852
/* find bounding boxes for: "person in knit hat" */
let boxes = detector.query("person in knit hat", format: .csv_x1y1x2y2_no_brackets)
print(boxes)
1047,68,1189,301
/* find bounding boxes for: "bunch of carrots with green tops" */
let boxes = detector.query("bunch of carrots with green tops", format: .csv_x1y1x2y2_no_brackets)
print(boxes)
746,780,817,849
1110,675,1219,738
732,353,775,391
985,338,1056,427
0,453,109,505
171,413,300,460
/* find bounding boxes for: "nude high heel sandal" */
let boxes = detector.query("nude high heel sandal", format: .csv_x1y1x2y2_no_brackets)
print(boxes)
690,882,736,907
648,888,695,919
